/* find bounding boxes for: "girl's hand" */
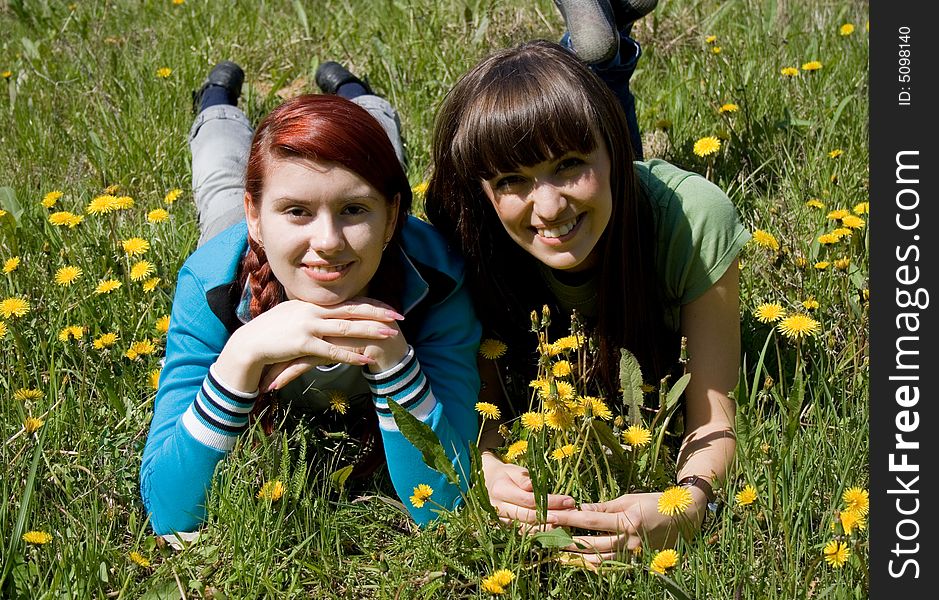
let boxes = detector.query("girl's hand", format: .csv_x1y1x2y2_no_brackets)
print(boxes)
546,490,708,564
215,298,404,392
482,452,575,525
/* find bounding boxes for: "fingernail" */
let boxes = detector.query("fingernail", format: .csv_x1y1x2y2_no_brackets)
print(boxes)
563,498,576,508
266,383,278,393
380,327,399,336
386,310,405,320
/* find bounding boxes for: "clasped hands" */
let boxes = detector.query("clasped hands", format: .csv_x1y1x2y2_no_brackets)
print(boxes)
482,453,707,565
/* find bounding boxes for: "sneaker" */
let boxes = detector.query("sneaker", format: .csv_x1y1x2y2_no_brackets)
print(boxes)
191,60,244,114
554,0,618,64
612,0,658,30
314,61,372,96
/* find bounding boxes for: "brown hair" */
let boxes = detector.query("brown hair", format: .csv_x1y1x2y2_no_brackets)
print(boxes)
238,94,412,431
426,41,674,397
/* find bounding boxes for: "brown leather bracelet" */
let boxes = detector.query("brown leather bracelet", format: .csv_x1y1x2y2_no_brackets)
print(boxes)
677,475,716,504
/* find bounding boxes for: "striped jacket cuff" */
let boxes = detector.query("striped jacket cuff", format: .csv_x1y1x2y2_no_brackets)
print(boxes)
181,364,258,451
364,346,437,431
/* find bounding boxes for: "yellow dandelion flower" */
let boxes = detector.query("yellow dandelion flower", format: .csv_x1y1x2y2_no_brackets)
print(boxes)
86,194,119,215
125,339,157,359
777,314,821,340
163,188,183,204
832,227,853,239
805,198,825,209
121,237,150,256
552,360,572,377
580,396,612,420
114,196,134,209
409,483,433,508
827,209,849,220
22,531,52,545
24,417,44,433
130,260,155,281
802,60,822,71
147,208,170,223
693,136,721,157
3,257,20,273
780,66,800,77
828,149,843,159
555,380,575,401
551,444,577,461
329,390,348,415
802,298,820,310
103,184,120,195
128,551,151,567
834,257,851,271
173,0,186,5
94,279,122,294
155,315,170,334
794,256,809,268
751,229,780,251
0,320,7,339
711,46,722,54
853,201,869,215
754,303,785,323
14,388,42,401
650,548,679,575
551,335,584,353
142,277,161,292
479,338,507,360
55,265,82,286
93,332,119,349
475,402,501,420
623,424,652,447
657,486,693,516
411,181,429,197
839,23,855,36
504,440,528,462
840,215,865,229
839,509,866,535
49,211,83,227
0,297,30,318
814,261,830,270
149,368,161,390
257,480,285,501
57,325,84,342
42,190,63,208
842,487,869,516
520,411,546,432
156,67,172,78
718,103,739,114
705,35,717,44
1,70,12,79
823,540,849,568
817,233,840,245
545,409,574,431
481,569,514,594
735,484,758,506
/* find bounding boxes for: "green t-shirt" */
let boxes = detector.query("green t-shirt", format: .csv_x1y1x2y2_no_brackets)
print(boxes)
540,159,751,332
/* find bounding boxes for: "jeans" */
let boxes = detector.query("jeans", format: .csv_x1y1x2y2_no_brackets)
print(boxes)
189,95,406,247
561,30,644,160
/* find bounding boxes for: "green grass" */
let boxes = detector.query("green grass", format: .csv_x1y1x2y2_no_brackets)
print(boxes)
1,0,869,597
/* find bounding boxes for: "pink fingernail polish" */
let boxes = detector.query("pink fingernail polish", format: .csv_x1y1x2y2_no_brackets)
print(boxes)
386,310,405,320
266,383,278,393
380,327,399,336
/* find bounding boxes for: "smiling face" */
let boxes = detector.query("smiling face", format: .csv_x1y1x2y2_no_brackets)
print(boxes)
245,158,398,306
480,145,613,272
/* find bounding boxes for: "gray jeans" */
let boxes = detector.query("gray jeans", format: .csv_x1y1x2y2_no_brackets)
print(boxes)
189,95,406,246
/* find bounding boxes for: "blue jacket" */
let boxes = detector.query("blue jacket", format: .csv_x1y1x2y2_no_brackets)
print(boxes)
140,217,481,535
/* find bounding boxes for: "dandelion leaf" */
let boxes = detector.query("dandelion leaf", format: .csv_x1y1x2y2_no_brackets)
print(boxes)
387,399,460,485
330,465,354,491
618,348,645,425
590,421,629,472
653,572,694,600
664,373,691,412
531,527,576,549
468,443,498,518
0,187,23,228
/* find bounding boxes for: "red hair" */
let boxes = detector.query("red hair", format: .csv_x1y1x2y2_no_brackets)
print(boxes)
239,94,412,433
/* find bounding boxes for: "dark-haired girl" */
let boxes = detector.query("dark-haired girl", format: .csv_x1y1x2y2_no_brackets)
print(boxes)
140,64,480,537
426,40,749,559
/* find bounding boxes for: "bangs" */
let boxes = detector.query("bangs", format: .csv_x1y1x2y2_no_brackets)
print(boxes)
451,65,599,180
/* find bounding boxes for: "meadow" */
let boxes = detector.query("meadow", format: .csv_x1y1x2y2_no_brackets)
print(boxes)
1,0,869,597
